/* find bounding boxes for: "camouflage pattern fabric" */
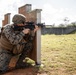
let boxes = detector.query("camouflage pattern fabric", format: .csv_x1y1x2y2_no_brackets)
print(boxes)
0,49,12,72
0,24,35,72
2,24,25,45
19,41,33,58
15,41,33,67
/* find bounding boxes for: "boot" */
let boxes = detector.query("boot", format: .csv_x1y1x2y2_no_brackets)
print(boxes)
15,53,31,69
15,61,31,69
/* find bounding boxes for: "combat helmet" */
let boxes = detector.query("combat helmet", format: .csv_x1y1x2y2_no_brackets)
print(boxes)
12,14,26,24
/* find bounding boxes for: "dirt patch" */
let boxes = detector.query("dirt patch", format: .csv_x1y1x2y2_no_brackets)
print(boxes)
2,66,47,75
3,67,37,75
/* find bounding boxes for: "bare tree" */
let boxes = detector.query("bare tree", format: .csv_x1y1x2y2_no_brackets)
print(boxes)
63,17,70,26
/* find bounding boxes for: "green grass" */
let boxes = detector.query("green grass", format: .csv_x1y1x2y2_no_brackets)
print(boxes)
40,34,76,75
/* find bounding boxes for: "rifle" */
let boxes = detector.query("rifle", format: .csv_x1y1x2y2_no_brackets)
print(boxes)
13,22,45,31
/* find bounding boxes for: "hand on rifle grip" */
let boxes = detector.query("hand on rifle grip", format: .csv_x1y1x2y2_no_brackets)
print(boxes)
22,29,30,34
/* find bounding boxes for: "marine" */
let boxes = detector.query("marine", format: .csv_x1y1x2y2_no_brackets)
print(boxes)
0,14,39,74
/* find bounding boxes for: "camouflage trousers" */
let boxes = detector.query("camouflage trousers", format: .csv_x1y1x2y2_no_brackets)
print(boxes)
0,42,33,72
0,49,12,72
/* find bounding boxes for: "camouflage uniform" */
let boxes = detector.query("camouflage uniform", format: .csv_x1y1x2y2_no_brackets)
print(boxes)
0,24,34,72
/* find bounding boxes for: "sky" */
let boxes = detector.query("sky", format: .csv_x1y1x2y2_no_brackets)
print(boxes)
0,0,76,27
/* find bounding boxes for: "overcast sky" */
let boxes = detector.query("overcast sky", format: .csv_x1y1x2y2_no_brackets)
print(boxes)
0,0,76,26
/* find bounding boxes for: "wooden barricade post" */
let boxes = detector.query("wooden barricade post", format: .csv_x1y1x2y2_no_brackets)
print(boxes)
18,4,42,65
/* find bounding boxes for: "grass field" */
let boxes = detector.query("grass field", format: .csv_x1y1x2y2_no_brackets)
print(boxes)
40,34,76,75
